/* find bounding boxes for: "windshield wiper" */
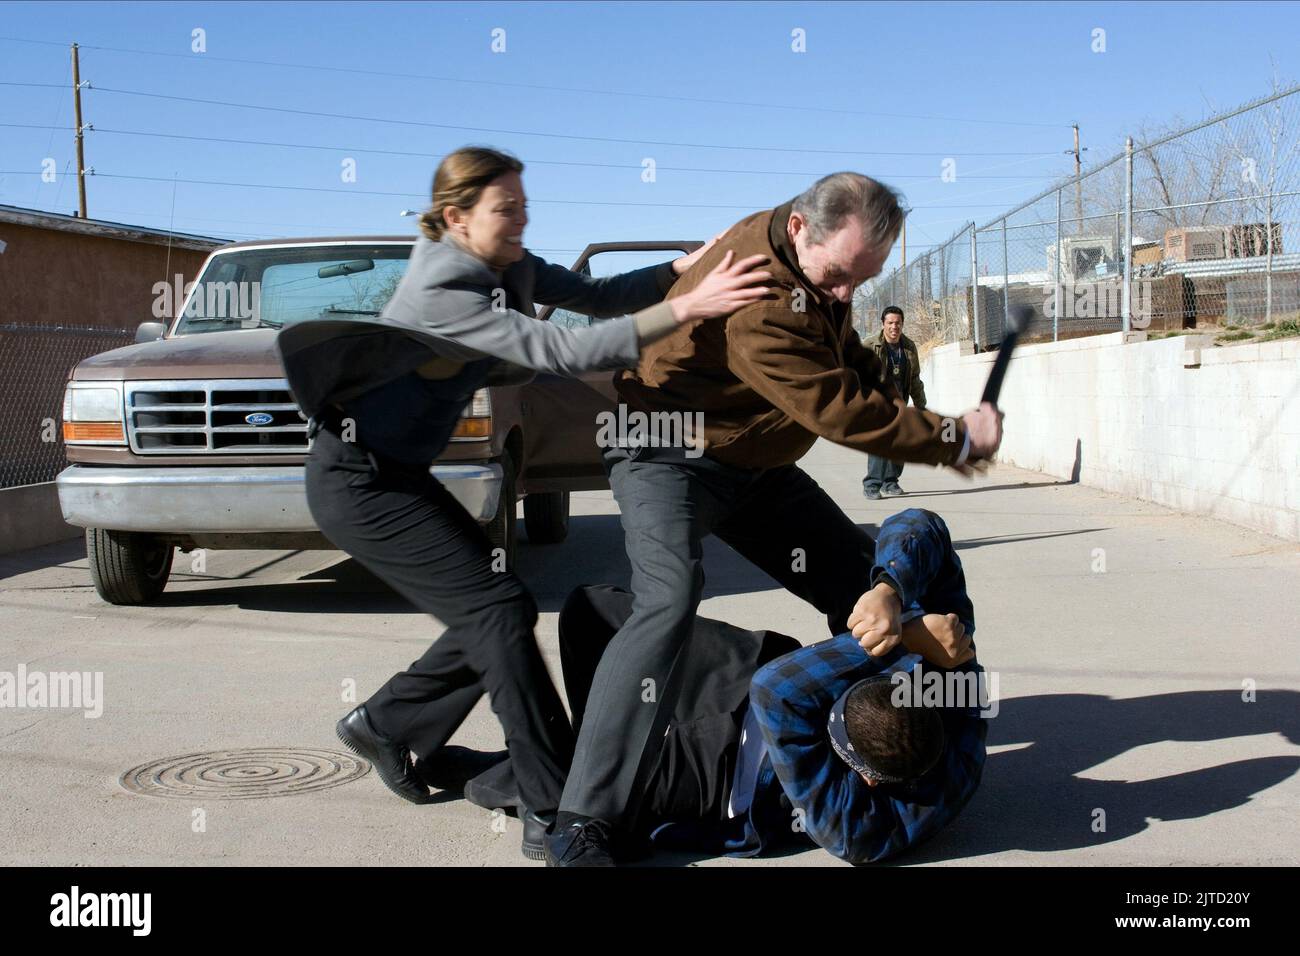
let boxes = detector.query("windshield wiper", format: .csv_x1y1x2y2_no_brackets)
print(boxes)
323,308,381,316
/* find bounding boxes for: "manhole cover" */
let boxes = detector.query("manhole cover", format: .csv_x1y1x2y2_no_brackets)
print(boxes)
120,748,370,799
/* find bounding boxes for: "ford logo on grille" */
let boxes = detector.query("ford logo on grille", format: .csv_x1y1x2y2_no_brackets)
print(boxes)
244,413,275,426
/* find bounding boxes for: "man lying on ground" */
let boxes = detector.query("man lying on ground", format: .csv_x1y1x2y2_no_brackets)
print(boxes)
466,508,990,865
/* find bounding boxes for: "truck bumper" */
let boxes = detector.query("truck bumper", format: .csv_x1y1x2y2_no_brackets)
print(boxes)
55,463,503,533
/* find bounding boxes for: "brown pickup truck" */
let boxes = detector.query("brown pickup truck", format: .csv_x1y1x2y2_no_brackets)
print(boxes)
56,236,699,604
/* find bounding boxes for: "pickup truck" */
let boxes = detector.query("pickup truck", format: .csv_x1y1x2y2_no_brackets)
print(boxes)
56,236,699,604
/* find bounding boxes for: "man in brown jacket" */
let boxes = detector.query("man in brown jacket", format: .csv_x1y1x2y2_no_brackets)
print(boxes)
863,305,927,498
546,172,1002,866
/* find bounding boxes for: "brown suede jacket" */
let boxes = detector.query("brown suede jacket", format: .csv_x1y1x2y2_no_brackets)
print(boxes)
614,201,966,469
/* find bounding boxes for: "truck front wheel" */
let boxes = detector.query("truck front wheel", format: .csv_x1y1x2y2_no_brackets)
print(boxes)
86,529,175,605
523,491,570,544
484,452,518,570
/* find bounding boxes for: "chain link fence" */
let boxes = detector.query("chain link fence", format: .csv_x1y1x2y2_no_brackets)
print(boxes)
0,324,134,489
857,223,977,351
858,82,1300,351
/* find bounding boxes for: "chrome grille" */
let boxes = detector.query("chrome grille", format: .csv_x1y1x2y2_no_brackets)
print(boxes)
125,378,309,454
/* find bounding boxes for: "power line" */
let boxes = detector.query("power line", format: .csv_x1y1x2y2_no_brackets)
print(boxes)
0,170,762,207
0,168,1064,211
0,122,1063,180
94,172,770,208
89,204,586,249
0,34,1072,129
48,82,1062,158
30,57,71,207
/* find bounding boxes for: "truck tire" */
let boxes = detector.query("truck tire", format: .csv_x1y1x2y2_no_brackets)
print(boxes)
86,528,174,605
523,491,570,544
484,451,518,570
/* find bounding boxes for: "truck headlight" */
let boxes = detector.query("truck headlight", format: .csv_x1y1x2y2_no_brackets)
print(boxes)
452,388,492,440
62,382,126,444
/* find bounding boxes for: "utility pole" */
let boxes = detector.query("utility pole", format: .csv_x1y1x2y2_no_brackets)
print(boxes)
1066,123,1087,234
901,217,907,269
71,42,87,218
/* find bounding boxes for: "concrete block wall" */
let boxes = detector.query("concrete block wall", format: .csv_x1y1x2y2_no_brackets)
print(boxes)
920,332,1300,540
0,483,80,555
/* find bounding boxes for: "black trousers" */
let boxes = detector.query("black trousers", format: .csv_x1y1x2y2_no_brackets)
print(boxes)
304,424,573,816
559,445,876,824
557,584,799,829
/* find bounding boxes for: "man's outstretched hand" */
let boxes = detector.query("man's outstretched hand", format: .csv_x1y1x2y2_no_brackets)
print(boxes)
848,580,903,657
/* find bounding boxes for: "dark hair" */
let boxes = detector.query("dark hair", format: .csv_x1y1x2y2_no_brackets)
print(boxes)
419,146,525,242
791,172,906,249
843,679,945,781
881,306,905,323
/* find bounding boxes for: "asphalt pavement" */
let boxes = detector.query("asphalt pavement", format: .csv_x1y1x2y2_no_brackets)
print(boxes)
2,440,1297,866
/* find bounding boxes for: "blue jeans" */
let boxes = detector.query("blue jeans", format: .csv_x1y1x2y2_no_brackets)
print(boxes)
864,454,904,490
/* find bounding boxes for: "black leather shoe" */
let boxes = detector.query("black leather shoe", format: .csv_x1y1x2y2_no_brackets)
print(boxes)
521,810,553,862
335,705,430,804
463,761,552,861
544,817,617,867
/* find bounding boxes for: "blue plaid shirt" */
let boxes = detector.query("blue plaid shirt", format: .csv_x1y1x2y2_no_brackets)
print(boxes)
742,508,988,864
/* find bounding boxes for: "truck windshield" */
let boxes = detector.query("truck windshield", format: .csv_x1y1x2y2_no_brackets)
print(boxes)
172,243,413,334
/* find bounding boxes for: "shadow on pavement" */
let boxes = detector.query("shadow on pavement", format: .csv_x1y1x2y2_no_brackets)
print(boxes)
151,512,825,614
0,537,85,582
897,478,1077,497
146,514,1103,613
647,688,1299,867
953,528,1108,551
906,688,1300,863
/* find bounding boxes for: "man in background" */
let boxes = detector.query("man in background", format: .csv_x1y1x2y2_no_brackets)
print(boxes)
863,306,927,499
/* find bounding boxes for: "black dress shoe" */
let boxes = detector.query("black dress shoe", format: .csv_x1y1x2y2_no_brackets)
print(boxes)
544,817,617,867
464,761,553,861
335,705,430,804
521,810,553,862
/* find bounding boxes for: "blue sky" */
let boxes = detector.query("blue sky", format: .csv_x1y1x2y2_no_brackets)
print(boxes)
2,0,1298,272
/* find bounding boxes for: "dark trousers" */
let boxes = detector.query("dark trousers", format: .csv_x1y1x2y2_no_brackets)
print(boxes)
558,445,875,824
553,585,795,831
304,425,573,816
863,454,904,490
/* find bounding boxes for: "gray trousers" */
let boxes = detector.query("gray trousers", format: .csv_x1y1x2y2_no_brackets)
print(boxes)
558,445,876,825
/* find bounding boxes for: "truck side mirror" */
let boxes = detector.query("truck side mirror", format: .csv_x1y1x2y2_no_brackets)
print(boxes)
135,321,166,343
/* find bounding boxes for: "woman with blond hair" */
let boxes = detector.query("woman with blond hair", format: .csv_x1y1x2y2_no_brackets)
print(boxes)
277,145,769,859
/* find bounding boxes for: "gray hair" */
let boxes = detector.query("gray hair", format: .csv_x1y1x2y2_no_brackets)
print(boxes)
791,172,906,249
